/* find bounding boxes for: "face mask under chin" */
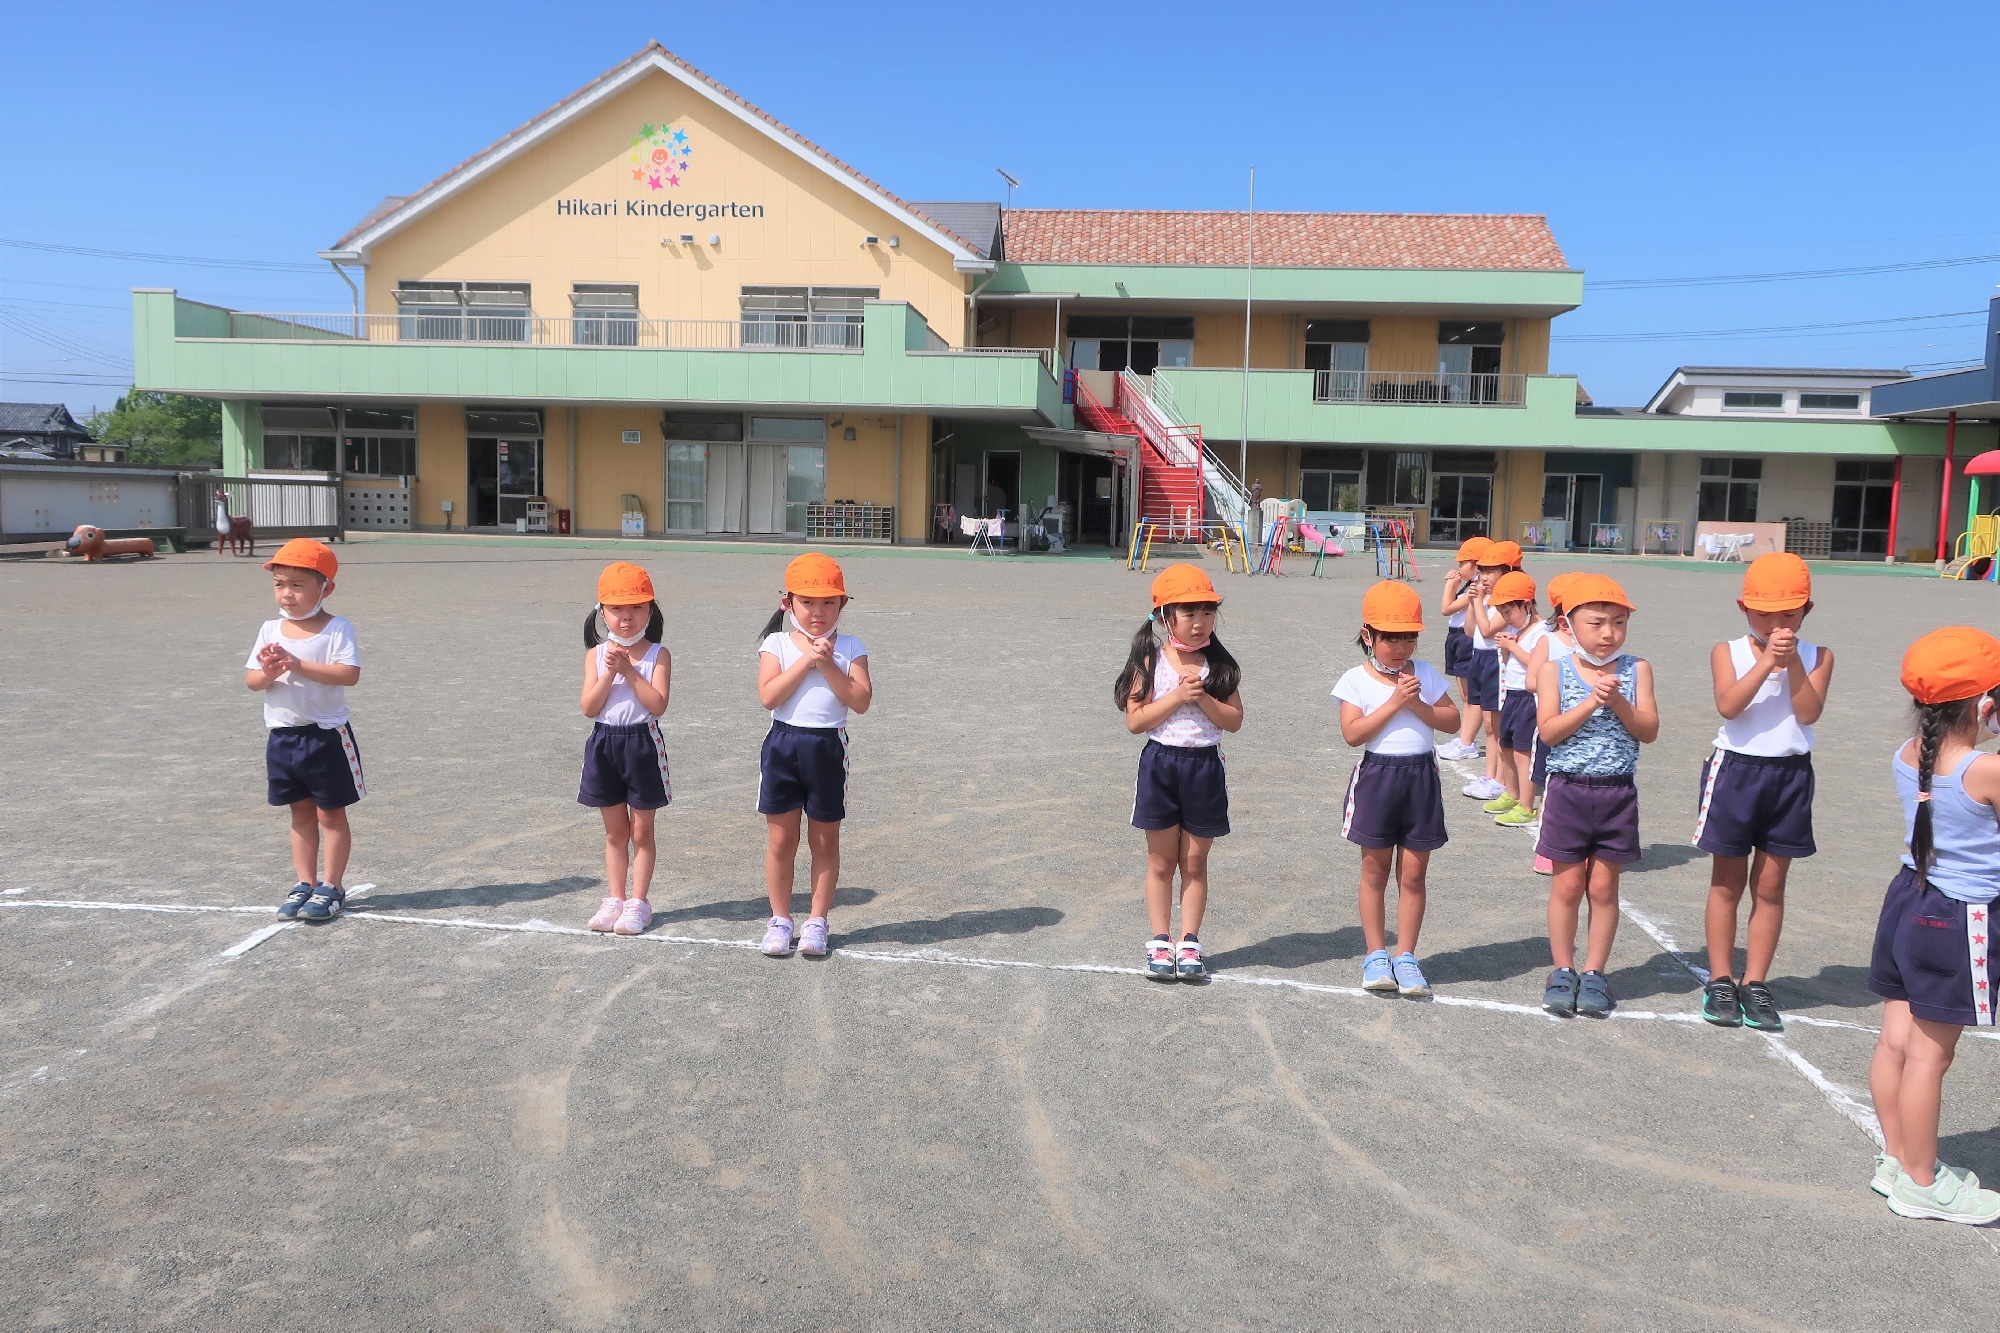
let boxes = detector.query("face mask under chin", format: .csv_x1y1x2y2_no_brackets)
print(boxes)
278,597,325,621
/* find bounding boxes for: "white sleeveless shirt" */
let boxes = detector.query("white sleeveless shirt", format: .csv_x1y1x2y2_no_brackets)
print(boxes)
595,641,663,726
1713,635,1817,756
1148,653,1225,748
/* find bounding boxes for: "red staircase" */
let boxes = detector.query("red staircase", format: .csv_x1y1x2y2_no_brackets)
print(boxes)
1071,372,1201,531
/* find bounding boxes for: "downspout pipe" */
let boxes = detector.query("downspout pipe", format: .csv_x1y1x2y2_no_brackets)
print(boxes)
317,251,362,320
963,269,998,348
1886,454,1903,564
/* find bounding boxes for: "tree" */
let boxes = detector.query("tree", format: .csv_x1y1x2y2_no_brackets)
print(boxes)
86,390,223,467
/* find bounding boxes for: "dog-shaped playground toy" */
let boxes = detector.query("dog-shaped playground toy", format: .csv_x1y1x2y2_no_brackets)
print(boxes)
65,525,158,561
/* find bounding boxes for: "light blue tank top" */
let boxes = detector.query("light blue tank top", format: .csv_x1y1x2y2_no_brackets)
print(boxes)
1545,655,1640,776
1895,747,2000,905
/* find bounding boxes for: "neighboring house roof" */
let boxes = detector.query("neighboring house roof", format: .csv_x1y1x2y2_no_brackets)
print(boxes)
0,403,92,437
908,201,1002,260
1642,365,1913,414
1000,210,1571,270
329,43,987,269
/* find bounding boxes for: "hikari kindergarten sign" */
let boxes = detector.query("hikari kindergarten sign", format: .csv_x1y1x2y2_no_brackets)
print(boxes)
554,119,764,221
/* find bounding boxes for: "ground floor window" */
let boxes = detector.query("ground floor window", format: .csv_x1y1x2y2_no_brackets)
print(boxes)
259,405,337,471
1430,473,1492,543
1698,457,1761,523
1365,451,1427,508
1831,459,1895,555
1300,469,1361,513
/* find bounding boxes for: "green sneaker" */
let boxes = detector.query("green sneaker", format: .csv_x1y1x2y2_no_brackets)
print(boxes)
1873,1153,1979,1197
1482,793,1519,815
1494,805,1538,827
1887,1169,2000,1223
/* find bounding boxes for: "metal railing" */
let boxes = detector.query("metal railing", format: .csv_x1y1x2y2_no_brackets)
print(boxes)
911,344,1055,373
1118,370,1256,535
187,474,344,542
1313,368,1527,406
216,312,868,351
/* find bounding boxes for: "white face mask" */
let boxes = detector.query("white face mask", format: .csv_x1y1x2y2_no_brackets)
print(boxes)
277,581,329,620
1575,645,1622,668
789,609,838,641
598,605,648,647
1983,700,2000,737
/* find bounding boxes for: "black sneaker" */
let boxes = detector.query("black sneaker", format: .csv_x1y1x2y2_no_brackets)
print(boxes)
276,881,313,919
1739,981,1784,1032
300,883,345,922
1576,970,1615,1018
1701,976,1743,1027
1543,967,1580,1015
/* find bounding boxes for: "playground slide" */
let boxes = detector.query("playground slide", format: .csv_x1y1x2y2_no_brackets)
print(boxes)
1296,521,1343,557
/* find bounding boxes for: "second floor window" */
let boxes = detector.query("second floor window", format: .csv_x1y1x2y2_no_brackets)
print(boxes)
1304,319,1369,400
1066,315,1194,375
1437,322,1504,402
572,284,639,346
394,282,532,342
1722,391,1785,410
741,286,876,348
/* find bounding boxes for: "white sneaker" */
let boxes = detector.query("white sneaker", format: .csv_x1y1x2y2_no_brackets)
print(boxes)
1888,1168,2000,1224
760,916,795,956
1460,777,1504,800
1437,739,1475,761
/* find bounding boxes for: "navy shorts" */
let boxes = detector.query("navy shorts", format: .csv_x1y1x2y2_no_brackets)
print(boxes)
1498,690,1538,753
266,723,364,810
1342,751,1448,852
1869,867,1996,1028
757,720,849,824
1531,736,1549,789
1132,739,1230,838
1692,749,1815,859
1444,626,1473,677
578,720,672,811
1536,773,1640,865
1466,647,1500,712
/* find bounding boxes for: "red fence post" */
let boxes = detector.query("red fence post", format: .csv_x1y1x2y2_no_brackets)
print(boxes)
1886,455,1903,563
1937,411,1958,567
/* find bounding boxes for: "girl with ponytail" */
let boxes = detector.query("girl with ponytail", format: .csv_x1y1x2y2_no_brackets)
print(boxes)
577,562,673,937
1115,563,1244,982
1866,627,2000,1223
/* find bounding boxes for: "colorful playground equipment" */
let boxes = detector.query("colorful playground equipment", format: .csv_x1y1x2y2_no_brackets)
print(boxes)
1944,450,2000,580
1128,514,1249,574
1367,516,1419,582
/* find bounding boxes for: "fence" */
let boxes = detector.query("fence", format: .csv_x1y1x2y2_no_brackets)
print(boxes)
188,474,344,544
219,312,867,351
1313,369,1527,406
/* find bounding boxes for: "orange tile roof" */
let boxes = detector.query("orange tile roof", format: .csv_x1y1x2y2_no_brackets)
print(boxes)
1002,210,1570,270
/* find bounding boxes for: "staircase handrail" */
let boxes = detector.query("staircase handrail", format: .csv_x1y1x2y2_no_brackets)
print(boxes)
1117,370,1256,535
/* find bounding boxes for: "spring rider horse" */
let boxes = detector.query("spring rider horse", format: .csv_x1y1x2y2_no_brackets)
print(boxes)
65,525,158,561
215,488,255,556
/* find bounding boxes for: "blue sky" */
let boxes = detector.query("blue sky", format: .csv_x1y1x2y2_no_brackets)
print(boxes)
4,0,1995,416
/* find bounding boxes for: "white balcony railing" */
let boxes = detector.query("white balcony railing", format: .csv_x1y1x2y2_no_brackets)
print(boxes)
217,312,868,351
1313,368,1527,406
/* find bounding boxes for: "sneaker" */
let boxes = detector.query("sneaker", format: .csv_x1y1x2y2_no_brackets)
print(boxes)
588,896,624,932
1577,969,1615,1017
1701,977,1743,1027
1461,777,1505,800
1543,967,1580,1014
1482,793,1520,815
1533,855,1554,876
300,883,345,922
1147,935,1177,980
1362,949,1397,992
1437,739,1477,761
799,916,830,957
1739,981,1784,1032
760,916,795,956
1874,1154,1980,1198
1887,1168,2000,1224
1393,953,1432,997
613,899,652,936
1177,937,1206,980
1494,805,1538,827
276,881,313,919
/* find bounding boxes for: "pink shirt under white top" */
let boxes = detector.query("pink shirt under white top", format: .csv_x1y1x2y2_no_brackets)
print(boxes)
1147,652,1225,748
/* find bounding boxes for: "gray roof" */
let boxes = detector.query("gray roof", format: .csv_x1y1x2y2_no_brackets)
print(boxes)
0,403,90,436
908,201,1003,259
1664,366,1911,379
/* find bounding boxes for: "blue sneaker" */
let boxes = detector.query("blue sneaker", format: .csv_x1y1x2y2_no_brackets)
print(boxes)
1147,935,1177,980
1577,969,1615,1018
300,883,345,922
1393,953,1432,997
1543,967,1580,1015
1362,949,1396,992
276,881,313,919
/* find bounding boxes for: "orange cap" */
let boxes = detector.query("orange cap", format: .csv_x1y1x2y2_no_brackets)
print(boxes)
784,552,849,599
1480,540,1523,568
1546,571,1581,611
1455,536,1494,562
1901,627,2000,705
596,561,655,606
263,538,337,580
1491,571,1537,605
1741,552,1812,612
1360,580,1425,632
1151,563,1221,608
1562,574,1635,612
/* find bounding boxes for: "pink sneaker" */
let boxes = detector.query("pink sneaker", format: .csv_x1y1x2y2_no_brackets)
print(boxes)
799,916,830,956
613,898,652,935
588,896,624,932
1534,855,1554,876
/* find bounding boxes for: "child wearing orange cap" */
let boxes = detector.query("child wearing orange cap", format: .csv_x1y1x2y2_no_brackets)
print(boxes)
1531,574,1658,1017
578,562,673,937
243,539,363,922
1487,571,1547,830
1461,539,1523,802
1114,563,1244,981
755,553,872,959
1437,536,1492,762
1695,552,1835,1031
1865,627,2000,1224
1333,581,1461,996
1522,572,1584,875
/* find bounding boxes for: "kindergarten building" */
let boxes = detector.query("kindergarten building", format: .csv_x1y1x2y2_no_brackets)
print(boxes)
130,42,1995,558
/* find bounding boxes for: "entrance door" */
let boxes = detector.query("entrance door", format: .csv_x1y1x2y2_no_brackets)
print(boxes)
1542,473,1601,549
983,450,1021,519
706,443,745,533
1831,460,1895,555
467,438,499,527
748,444,785,535
467,436,543,527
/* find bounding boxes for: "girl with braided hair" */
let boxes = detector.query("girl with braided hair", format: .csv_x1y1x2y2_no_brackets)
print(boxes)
1866,627,2000,1223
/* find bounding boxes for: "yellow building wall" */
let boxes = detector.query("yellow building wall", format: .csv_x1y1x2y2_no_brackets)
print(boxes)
1368,316,1440,374
1191,311,1294,369
414,401,467,529
574,407,667,534
896,414,930,541
361,66,968,345
826,414,897,506
1512,317,1550,375
1495,449,1545,543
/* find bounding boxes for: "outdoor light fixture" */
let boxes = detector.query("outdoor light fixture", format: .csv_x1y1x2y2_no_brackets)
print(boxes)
709,234,720,246
680,233,695,243
863,235,879,246
887,236,900,248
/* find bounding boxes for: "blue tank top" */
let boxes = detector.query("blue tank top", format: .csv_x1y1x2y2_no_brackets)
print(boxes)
1545,655,1640,776
1895,746,2000,905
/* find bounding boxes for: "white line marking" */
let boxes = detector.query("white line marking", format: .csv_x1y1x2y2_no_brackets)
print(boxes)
3,888,28,895
0,900,274,915
218,921,296,959
347,884,375,899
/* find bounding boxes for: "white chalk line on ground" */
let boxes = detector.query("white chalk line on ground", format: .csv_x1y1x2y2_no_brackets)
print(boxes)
217,922,295,958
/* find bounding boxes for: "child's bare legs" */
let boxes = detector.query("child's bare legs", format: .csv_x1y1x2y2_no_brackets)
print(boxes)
805,818,840,919
599,806,658,902
1870,1001,1964,1186
1144,827,1211,938
765,810,802,917
290,801,350,885
1703,851,1790,982
1360,846,1429,955
1456,682,1482,746
1497,748,1522,803
1483,712,1503,780
1507,749,1535,810
1548,858,1620,971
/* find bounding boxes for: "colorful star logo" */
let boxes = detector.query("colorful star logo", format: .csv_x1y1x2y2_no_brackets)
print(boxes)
628,121,692,191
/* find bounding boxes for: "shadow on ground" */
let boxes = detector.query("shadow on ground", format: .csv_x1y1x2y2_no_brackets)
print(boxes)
1628,842,1706,872
836,906,1063,948
652,888,879,926
362,877,598,912
1420,935,1552,986
1768,964,1876,1010
1205,927,1367,972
